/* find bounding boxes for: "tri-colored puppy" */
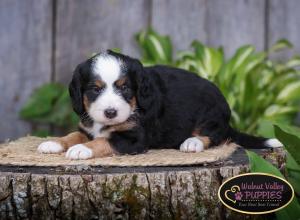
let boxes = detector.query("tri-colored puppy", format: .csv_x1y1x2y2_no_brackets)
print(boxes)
38,50,282,159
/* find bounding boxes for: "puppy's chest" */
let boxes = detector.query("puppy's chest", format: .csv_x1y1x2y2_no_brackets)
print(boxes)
80,119,137,139
80,123,111,139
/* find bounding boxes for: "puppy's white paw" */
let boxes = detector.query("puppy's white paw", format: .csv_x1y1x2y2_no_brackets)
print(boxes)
37,141,64,154
65,144,93,160
180,137,204,153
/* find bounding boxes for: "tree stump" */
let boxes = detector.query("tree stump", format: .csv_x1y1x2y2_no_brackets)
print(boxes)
0,148,285,220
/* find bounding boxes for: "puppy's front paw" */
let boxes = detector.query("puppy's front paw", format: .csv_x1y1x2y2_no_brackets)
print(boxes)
65,144,93,160
37,141,64,154
180,137,204,153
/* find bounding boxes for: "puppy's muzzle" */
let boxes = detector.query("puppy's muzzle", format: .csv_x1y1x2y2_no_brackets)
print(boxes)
104,108,117,119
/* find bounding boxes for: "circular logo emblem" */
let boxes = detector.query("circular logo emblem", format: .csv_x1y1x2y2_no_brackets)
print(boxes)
218,172,294,214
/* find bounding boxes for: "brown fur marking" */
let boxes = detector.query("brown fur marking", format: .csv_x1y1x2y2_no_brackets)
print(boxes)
56,132,89,150
192,128,201,137
83,95,90,110
197,136,211,149
84,138,115,157
130,96,137,110
192,129,211,149
95,79,105,87
115,76,127,87
106,120,137,133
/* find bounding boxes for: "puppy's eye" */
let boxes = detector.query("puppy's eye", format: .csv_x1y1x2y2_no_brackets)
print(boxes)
93,87,103,93
120,84,128,91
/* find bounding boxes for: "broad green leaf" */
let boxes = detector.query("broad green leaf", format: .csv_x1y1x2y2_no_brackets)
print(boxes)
110,48,121,53
191,40,205,60
277,81,300,103
176,51,194,60
247,150,300,220
256,120,275,138
231,45,254,72
269,73,299,91
264,105,298,118
287,56,300,68
32,129,50,138
136,29,173,63
47,89,75,127
286,151,300,173
230,110,240,127
269,39,293,53
221,45,254,90
286,152,300,196
235,52,265,76
148,35,168,61
203,47,223,77
135,30,149,60
274,125,300,165
20,83,64,119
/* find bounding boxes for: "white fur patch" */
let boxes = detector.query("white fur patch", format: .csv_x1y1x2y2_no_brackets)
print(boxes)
65,144,93,160
82,122,111,138
180,137,204,153
93,54,121,84
37,141,64,154
89,54,131,125
265,138,283,148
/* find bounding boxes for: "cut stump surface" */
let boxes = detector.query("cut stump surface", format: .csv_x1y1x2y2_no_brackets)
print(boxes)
0,137,285,220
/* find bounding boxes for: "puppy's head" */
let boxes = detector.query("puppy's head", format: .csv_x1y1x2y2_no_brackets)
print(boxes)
69,50,139,125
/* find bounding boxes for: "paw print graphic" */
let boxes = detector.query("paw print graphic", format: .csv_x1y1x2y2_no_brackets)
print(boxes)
235,192,243,201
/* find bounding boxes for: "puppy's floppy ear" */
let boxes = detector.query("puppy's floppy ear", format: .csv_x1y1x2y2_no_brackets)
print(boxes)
69,65,84,116
131,59,162,119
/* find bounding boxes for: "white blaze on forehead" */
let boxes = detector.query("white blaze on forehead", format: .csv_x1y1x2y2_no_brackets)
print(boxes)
92,54,122,83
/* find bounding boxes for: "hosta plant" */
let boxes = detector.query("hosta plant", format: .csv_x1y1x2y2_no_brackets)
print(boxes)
20,83,78,136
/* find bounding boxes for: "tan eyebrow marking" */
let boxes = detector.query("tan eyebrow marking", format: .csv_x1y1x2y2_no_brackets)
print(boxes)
95,79,105,87
115,76,127,87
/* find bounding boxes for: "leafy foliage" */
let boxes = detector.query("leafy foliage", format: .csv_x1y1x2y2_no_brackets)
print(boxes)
247,123,300,219
20,83,78,135
136,29,300,137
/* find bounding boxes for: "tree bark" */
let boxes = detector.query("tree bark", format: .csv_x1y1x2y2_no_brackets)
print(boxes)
0,149,284,220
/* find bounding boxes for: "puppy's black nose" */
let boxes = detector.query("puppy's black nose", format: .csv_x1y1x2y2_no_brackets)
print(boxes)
104,108,117,119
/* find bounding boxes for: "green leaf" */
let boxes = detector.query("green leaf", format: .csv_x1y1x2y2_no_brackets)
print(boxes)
286,151,300,197
277,81,300,103
221,45,254,89
264,105,298,118
203,47,223,77
20,83,64,119
269,39,293,53
231,45,254,73
137,28,173,64
47,89,74,127
31,129,50,137
287,56,300,68
191,40,205,60
247,150,300,220
256,120,275,138
274,125,300,165
110,48,121,53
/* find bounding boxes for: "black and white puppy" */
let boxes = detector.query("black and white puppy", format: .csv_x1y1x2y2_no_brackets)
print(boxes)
38,50,282,159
